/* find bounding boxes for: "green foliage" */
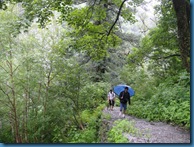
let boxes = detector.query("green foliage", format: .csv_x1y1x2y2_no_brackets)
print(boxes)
102,113,111,120
70,128,97,143
65,6,122,60
79,82,110,110
108,119,140,143
0,5,21,40
23,0,73,27
0,0,190,143
127,0,182,78
114,98,120,107
0,123,14,143
128,71,190,129
0,0,7,10
124,1,190,130
128,27,181,78
69,104,105,143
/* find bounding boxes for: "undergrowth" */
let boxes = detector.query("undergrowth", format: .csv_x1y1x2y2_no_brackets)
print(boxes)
107,119,141,143
128,71,190,129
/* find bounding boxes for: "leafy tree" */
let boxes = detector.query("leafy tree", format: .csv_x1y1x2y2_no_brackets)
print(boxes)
127,0,187,79
0,6,24,143
0,5,111,142
121,0,190,129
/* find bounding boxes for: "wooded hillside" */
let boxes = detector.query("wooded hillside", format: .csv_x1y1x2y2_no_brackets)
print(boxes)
0,0,190,143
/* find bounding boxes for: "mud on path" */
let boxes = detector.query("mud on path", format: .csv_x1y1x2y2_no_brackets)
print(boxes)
102,107,190,143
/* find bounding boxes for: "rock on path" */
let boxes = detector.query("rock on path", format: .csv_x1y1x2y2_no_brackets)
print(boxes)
103,107,190,143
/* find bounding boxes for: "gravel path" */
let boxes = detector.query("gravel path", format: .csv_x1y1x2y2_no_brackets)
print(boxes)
103,107,190,143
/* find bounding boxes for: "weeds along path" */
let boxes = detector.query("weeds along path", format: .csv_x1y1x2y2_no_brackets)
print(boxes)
100,107,190,143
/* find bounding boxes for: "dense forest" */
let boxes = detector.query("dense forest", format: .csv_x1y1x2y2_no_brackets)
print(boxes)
0,0,190,143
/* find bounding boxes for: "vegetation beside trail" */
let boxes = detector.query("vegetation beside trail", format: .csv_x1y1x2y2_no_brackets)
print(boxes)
0,0,190,143
126,71,190,129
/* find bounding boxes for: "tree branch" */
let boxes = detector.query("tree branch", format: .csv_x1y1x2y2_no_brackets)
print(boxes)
148,54,181,60
0,85,14,108
107,0,127,36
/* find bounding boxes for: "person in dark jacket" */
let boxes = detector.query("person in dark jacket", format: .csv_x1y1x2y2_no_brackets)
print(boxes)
119,87,130,118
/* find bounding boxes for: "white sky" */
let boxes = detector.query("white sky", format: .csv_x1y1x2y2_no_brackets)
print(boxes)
121,0,160,35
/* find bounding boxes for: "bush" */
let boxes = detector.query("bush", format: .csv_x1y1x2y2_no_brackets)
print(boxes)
108,119,140,143
70,104,105,143
128,71,190,129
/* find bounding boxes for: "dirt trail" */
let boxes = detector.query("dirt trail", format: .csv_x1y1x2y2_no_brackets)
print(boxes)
103,107,190,143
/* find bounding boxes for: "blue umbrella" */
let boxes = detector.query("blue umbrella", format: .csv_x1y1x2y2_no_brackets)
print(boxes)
113,84,135,96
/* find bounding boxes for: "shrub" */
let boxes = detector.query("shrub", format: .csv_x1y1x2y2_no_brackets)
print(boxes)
108,119,140,143
128,71,190,129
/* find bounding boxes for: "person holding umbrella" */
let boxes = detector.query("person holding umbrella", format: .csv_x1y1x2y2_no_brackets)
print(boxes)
119,87,131,118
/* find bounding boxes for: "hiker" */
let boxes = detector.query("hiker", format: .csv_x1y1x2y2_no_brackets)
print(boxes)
107,89,116,111
119,87,130,118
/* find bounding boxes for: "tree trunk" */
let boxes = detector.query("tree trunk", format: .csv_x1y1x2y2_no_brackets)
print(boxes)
8,50,21,143
172,0,190,72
